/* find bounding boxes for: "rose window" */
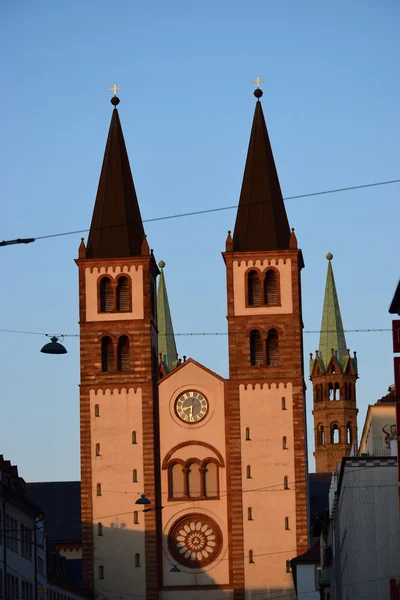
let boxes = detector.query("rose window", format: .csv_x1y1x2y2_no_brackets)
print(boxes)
168,515,223,568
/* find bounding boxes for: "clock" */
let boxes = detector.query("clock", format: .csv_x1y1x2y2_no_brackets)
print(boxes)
175,391,208,424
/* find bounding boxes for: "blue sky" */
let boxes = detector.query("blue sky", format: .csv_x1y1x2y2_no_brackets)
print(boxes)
1,0,399,481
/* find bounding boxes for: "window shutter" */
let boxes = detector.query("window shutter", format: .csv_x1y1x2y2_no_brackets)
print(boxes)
266,329,279,366
116,277,130,312
101,337,114,372
100,278,114,312
264,270,278,305
250,330,264,365
248,271,262,306
117,336,130,371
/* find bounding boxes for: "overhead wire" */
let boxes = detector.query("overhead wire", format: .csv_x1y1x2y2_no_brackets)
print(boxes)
1,178,399,246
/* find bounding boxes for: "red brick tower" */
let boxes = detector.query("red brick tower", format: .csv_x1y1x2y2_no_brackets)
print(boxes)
310,253,358,473
76,95,160,599
223,86,308,595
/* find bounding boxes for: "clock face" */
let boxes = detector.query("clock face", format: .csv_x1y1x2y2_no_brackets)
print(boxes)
175,391,208,424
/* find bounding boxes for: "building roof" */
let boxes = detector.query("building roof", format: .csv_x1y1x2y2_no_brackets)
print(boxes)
26,482,81,544
86,104,145,258
157,261,178,373
389,279,400,315
318,254,348,370
232,96,291,252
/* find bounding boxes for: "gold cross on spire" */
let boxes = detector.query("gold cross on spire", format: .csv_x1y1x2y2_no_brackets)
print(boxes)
109,82,121,96
252,75,264,89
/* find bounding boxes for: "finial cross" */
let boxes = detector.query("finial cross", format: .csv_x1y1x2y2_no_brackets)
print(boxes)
109,82,121,96
252,75,264,89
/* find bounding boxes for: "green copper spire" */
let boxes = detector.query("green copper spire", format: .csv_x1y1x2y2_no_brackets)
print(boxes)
319,253,347,370
157,260,178,373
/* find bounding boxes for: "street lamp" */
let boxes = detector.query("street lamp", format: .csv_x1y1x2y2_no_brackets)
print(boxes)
40,336,67,355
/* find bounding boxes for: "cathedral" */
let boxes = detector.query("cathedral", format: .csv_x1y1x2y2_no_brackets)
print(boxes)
75,85,357,599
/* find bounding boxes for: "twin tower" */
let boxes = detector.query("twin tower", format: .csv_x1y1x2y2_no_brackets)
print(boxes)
76,89,357,600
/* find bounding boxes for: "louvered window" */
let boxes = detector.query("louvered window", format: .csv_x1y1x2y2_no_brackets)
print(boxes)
248,271,261,306
101,337,114,372
117,336,130,371
250,330,263,366
266,329,279,366
99,277,114,312
264,270,278,305
116,277,130,312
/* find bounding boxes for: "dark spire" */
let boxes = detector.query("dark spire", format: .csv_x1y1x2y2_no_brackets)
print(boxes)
86,99,145,258
233,90,291,252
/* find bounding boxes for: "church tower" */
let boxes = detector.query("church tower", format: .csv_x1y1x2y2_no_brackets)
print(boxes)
310,253,358,473
223,86,308,594
76,95,160,599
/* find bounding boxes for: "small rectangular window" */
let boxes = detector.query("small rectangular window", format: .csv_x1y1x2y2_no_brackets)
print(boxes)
95,404,100,417
97,483,102,496
99,565,104,579
135,553,140,567
132,469,138,483
134,512,139,525
96,443,101,456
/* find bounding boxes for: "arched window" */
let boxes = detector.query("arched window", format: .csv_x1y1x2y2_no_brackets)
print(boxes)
250,330,263,366
99,277,113,313
132,469,138,483
101,336,114,372
134,511,139,525
95,404,100,417
187,463,201,498
97,523,103,536
249,550,254,564
116,276,130,312
329,383,334,401
266,329,279,366
335,383,340,400
169,463,185,499
96,483,101,496
347,423,352,444
285,517,290,530
331,424,339,444
282,436,287,450
248,507,253,520
282,397,287,410
248,271,261,306
95,443,100,457
204,462,218,498
245,427,251,441
134,553,140,568
132,431,137,444
117,336,130,371
284,476,289,490
98,565,104,579
246,465,252,479
348,384,353,400
320,426,325,445
264,270,278,305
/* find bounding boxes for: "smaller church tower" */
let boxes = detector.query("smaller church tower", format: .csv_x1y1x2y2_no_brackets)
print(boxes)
310,253,358,473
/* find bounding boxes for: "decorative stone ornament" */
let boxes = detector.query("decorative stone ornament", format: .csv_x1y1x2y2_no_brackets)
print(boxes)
168,515,223,568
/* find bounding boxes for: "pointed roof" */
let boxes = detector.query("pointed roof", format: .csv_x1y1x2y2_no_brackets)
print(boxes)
157,261,178,373
319,253,347,370
86,103,145,258
233,93,291,252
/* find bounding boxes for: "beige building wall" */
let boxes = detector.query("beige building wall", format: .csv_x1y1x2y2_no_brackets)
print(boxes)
90,387,146,600
240,382,296,597
359,404,397,456
85,265,144,322
158,360,231,591
233,258,293,316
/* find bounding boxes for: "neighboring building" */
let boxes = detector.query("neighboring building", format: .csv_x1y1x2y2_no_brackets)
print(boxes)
359,385,398,457
26,482,82,583
330,456,400,600
0,455,46,600
290,541,320,600
310,254,358,473
76,87,308,599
